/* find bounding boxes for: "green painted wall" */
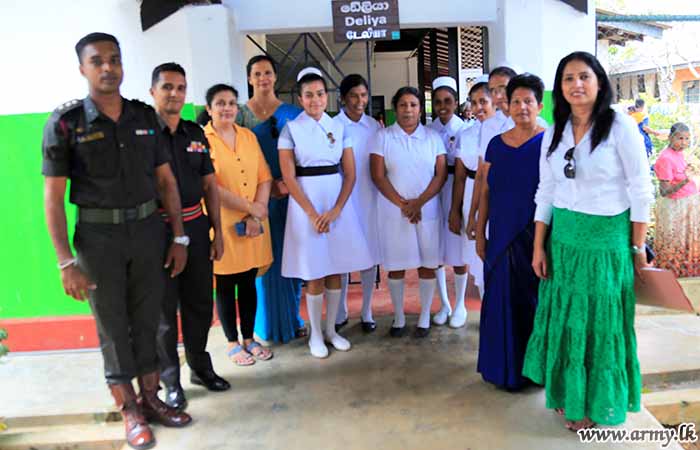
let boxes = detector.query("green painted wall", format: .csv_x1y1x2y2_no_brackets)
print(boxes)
0,103,199,319
541,90,553,125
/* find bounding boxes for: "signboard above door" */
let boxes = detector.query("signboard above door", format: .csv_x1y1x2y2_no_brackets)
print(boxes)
559,0,587,14
332,0,401,43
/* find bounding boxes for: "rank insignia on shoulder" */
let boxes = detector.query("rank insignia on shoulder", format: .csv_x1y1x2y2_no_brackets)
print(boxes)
76,131,105,143
135,129,155,136
54,99,82,114
186,141,209,153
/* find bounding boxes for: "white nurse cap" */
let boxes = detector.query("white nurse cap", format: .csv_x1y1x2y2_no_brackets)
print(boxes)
432,76,457,91
297,67,323,82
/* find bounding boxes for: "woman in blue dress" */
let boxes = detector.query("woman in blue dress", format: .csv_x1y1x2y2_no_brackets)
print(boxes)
474,74,546,390
237,55,305,343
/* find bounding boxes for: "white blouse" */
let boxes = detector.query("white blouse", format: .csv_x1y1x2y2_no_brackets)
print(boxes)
333,110,381,183
278,111,352,166
534,111,654,225
457,112,510,171
369,123,445,200
428,114,465,165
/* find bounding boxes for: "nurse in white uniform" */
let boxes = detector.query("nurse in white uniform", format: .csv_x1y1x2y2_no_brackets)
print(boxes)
427,76,470,329
370,86,447,338
333,74,382,333
278,68,373,358
464,80,512,246
456,79,501,298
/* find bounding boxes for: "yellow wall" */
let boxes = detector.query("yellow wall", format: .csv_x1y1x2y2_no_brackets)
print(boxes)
672,66,700,99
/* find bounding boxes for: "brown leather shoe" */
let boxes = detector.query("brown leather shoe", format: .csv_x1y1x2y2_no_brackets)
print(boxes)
109,383,156,450
138,371,192,428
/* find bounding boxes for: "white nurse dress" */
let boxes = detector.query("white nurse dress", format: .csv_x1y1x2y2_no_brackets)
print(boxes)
370,123,445,271
278,111,373,280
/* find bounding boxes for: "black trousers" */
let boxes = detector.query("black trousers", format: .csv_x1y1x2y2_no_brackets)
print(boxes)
74,213,165,385
157,214,215,386
215,268,258,342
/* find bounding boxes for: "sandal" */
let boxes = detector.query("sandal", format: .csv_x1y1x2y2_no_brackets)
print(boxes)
565,417,596,432
246,341,273,361
296,327,308,338
227,344,255,366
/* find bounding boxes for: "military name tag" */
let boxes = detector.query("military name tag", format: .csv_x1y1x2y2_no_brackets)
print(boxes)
186,141,209,153
135,129,155,136
76,131,105,143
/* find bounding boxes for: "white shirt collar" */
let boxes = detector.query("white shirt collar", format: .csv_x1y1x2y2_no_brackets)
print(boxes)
432,114,463,135
298,111,335,132
390,122,426,139
560,117,592,149
338,109,371,128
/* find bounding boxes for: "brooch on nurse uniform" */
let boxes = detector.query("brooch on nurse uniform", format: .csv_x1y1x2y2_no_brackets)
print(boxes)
326,132,336,146
449,136,456,151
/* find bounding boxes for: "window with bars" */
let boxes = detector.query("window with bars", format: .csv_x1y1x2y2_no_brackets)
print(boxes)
460,26,486,71
615,78,622,102
637,74,645,93
683,80,700,103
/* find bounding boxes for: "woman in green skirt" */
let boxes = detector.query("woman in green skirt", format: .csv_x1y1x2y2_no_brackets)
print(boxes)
522,51,654,431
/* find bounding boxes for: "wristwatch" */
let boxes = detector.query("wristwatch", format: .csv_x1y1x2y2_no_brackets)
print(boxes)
631,244,646,255
173,235,190,247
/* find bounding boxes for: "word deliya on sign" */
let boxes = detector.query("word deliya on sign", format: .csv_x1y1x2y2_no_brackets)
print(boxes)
339,1,391,14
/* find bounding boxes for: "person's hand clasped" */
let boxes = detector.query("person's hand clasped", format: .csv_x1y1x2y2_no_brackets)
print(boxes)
532,245,548,279
61,264,96,301
164,243,188,278
401,199,423,224
248,201,268,220
271,179,289,199
314,207,341,234
245,216,263,238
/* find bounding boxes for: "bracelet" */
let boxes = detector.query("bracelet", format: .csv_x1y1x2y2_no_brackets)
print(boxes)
631,243,646,255
57,258,77,270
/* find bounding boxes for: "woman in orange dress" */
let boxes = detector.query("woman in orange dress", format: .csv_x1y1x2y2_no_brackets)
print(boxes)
202,83,274,366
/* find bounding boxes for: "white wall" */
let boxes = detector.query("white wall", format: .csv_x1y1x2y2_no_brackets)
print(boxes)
0,1,252,115
489,0,596,89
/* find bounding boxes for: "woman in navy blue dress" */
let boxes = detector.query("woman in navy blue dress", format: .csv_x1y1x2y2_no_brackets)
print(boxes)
237,55,305,343
475,74,546,390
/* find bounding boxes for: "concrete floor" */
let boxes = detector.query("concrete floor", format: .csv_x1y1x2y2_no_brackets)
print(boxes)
1,310,690,450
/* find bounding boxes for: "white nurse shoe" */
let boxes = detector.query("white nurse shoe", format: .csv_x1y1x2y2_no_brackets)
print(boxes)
432,307,451,326
325,332,351,352
309,334,329,358
449,305,467,328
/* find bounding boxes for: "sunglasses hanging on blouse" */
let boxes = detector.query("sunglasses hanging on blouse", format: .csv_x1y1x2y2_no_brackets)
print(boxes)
564,146,576,179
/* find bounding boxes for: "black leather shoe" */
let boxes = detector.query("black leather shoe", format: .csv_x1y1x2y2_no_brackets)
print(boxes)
164,383,187,411
361,320,377,333
334,319,349,332
389,325,406,338
190,369,231,392
413,327,430,338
